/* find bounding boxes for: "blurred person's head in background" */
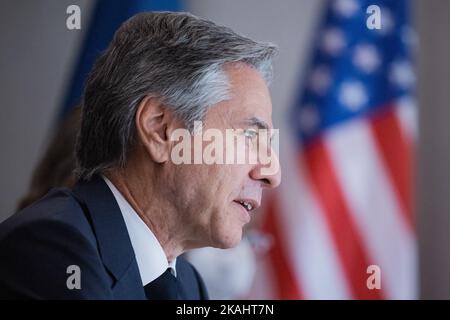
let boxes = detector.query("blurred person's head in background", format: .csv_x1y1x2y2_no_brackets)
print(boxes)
16,106,81,210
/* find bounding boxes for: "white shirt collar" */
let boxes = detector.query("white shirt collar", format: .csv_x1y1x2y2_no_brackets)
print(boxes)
102,176,177,286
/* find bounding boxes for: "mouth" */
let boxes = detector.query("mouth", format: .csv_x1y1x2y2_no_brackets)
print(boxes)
233,199,259,213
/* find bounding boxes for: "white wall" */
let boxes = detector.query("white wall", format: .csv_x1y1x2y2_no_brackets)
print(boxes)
416,0,450,299
0,0,93,220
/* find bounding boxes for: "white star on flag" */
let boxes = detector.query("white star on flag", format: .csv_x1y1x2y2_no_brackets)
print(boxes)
299,105,320,134
389,60,415,89
309,65,332,95
339,81,368,111
353,44,381,74
333,0,359,18
321,28,346,56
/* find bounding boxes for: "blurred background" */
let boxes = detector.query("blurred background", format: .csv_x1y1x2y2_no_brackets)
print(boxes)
0,0,449,299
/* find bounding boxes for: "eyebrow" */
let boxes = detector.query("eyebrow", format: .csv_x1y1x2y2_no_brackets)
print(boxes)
243,117,271,131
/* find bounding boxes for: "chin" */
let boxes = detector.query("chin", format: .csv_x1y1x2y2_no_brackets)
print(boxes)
222,238,241,249
213,228,243,249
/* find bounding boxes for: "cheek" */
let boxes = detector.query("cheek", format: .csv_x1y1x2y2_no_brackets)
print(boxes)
178,164,248,247
202,164,236,200
207,164,250,217
177,165,230,223
209,206,244,248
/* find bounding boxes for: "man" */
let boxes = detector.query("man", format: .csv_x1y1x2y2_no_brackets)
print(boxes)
0,11,280,299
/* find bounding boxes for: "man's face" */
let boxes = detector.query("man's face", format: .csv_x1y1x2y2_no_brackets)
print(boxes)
167,64,281,249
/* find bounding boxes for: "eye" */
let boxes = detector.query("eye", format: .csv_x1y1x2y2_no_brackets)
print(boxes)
243,128,258,140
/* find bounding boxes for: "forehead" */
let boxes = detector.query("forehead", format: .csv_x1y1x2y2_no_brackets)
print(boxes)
205,63,273,129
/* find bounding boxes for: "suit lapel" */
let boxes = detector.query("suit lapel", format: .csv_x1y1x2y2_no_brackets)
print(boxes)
72,175,145,298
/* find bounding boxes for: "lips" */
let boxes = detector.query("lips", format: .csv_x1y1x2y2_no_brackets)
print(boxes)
233,199,260,212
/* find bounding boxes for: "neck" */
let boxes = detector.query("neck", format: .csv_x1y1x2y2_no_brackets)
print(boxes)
104,159,185,262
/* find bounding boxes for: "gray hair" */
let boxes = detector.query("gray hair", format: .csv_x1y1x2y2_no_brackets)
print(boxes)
75,11,278,180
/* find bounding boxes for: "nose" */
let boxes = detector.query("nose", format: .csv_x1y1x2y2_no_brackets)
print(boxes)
249,150,281,189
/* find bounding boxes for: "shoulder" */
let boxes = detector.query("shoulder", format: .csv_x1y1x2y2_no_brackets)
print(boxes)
0,188,112,299
1,187,99,245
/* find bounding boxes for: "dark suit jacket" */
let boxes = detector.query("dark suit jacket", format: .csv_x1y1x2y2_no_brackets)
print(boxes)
0,175,209,299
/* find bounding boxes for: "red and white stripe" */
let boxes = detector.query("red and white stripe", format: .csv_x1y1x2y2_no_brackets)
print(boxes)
257,99,417,299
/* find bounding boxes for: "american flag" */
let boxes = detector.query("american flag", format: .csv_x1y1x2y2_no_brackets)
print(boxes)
254,0,417,299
